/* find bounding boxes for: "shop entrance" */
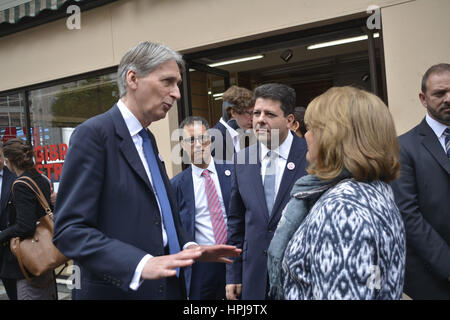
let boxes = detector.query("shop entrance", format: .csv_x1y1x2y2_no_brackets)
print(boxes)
180,17,386,127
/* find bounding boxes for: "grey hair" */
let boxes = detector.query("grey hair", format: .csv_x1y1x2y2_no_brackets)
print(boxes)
117,41,185,97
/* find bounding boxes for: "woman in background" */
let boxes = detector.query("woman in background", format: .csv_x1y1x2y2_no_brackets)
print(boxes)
268,86,406,300
0,139,57,300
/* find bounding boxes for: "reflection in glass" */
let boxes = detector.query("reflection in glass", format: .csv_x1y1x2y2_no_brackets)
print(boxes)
29,73,119,186
0,93,27,143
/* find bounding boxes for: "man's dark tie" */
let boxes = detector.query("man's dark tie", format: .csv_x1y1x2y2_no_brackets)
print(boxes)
444,128,450,159
139,128,181,275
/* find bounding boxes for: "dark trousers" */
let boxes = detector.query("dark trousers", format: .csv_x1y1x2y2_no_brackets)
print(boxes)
1,278,17,300
190,262,225,300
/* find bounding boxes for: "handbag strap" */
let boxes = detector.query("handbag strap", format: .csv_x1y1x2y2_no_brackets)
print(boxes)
12,176,53,218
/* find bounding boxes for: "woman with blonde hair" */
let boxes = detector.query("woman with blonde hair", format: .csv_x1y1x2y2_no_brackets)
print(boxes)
267,86,406,300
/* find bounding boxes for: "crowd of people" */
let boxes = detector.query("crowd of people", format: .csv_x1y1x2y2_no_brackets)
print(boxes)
0,41,448,300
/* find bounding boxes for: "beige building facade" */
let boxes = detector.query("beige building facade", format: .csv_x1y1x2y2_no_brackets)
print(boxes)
0,0,449,178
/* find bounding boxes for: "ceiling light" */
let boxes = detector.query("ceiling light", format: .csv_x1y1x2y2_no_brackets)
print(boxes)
307,33,380,50
208,55,264,67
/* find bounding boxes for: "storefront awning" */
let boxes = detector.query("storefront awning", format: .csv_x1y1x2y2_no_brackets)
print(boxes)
0,0,83,24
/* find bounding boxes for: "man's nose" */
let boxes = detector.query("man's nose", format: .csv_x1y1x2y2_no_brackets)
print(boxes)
254,113,266,124
444,91,450,103
171,84,181,100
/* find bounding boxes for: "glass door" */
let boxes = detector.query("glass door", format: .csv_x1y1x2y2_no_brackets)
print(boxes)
180,61,230,128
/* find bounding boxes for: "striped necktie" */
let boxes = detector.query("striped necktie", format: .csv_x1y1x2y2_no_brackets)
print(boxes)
444,128,450,159
264,151,277,216
201,169,227,244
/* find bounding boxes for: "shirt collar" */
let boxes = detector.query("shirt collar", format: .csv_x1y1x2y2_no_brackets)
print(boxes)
117,99,145,137
219,117,239,139
426,113,449,139
191,161,217,178
260,130,293,161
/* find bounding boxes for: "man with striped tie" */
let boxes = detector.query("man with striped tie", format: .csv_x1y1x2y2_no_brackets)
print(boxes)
172,116,233,299
392,63,450,299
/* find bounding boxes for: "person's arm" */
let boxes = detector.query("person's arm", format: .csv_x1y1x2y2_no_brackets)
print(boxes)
0,182,39,243
225,159,246,299
391,144,450,280
53,123,149,292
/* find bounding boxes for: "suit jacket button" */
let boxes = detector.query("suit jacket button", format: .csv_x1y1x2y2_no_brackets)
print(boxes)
159,285,164,293
263,250,267,256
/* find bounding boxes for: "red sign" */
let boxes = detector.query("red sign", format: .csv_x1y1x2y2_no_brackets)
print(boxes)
34,144,68,181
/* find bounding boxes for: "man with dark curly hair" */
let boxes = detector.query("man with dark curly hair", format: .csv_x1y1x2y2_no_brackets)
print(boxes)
212,86,255,162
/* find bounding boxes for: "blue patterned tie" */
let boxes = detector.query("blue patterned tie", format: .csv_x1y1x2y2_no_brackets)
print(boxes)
264,151,277,216
139,129,181,275
444,128,450,159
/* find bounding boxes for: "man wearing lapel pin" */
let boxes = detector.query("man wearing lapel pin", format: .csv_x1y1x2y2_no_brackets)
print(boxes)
53,41,241,300
226,83,308,300
391,63,450,299
171,116,233,300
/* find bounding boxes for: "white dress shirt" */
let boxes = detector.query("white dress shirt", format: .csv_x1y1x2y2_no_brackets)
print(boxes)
117,100,195,290
260,131,294,197
426,114,450,153
191,161,227,245
220,117,241,153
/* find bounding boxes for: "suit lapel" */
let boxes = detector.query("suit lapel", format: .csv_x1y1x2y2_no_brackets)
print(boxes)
419,119,450,175
243,143,270,222
110,105,153,190
215,162,232,215
270,136,306,224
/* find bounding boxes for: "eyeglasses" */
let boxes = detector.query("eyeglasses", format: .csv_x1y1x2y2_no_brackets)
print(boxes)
233,108,253,116
182,135,211,145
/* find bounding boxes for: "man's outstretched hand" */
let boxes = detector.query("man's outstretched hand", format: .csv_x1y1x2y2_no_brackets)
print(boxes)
186,244,242,264
141,248,202,280
140,245,241,280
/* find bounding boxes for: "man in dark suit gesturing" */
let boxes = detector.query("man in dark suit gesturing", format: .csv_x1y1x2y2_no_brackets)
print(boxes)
391,63,450,299
53,42,240,300
172,116,233,299
226,83,308,300
0,143,17,300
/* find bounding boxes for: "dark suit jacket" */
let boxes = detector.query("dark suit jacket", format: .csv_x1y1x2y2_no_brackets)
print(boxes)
53,104,192,300
0,167,16,279
171,161,232,295
211,121,236,164
226,134,308,299
0,169,51,279
391,118,450,299
0,167,16,231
